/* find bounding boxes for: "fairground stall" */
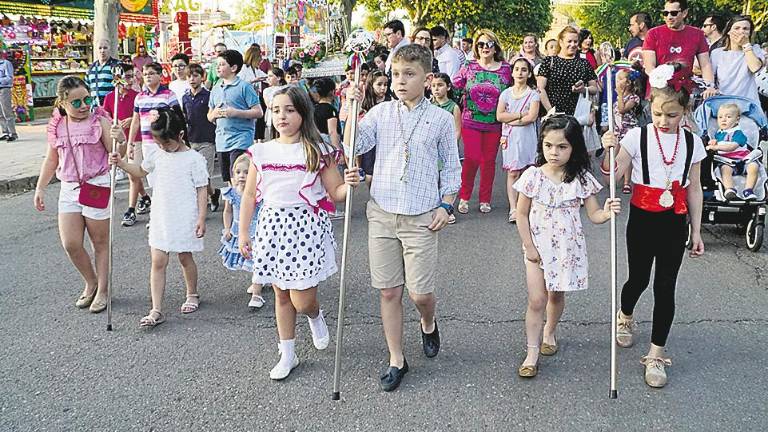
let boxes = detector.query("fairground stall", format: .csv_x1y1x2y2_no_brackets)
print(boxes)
0,0,95,118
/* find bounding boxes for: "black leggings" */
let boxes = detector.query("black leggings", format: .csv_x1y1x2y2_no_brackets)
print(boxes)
620,206,687,347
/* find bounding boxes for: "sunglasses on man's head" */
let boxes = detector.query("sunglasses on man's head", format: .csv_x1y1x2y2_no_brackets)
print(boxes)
476,41,496,50
661,10,681,17
69,96,93,108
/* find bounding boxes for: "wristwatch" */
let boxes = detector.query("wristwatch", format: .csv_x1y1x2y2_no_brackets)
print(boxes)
439,202,454,215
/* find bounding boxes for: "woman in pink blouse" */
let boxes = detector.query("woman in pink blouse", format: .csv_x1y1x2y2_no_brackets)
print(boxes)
453,29,512,214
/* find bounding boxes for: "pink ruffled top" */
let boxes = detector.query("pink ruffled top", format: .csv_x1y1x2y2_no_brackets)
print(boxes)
47,108,110,183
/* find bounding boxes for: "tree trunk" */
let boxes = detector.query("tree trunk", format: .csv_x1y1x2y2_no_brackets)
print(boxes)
94,0,121,57
341,0,356,31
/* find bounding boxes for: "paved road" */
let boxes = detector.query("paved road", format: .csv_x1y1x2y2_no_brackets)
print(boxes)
1,172,766,431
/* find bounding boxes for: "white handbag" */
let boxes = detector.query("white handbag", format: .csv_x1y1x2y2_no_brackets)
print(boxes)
573,88,591,126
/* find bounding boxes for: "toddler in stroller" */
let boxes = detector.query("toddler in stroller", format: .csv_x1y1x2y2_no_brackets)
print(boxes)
705,103,762,200
693,95,767,251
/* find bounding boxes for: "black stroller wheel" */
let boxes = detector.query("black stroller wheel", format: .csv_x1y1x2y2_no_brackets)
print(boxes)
745,218,764,252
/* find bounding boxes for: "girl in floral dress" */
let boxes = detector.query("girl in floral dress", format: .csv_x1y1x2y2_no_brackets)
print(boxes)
514,115,620,378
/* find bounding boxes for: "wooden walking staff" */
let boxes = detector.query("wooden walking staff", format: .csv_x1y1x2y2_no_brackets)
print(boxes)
332,29,375,401
106,65,125,332
600,41,618,399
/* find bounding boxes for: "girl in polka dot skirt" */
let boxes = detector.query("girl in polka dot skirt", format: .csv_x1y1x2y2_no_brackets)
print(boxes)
238,86,360,380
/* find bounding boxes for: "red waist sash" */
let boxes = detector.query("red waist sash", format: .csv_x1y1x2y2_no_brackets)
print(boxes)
631,181,688,215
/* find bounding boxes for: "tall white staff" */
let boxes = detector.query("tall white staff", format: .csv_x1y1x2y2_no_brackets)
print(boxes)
600,41,618,399
332,29,374,401
106,65,124,332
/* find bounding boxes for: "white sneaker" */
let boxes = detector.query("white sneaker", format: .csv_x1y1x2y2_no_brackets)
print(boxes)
248,295,265,309
307,310,330,350
269,352,299,380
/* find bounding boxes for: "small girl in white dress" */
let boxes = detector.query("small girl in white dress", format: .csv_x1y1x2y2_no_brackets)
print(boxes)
238,86,359,380
111,108,209,327
514,115,620,378
497,57,540,223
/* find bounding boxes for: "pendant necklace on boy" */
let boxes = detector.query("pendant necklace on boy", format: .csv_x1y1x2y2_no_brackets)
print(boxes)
653,126,680,208
396,98,428,183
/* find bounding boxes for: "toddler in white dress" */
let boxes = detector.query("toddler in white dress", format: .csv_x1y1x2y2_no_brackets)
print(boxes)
111,108,209,327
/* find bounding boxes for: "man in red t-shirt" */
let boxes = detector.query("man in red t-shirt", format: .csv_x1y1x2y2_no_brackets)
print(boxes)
642,0,718,98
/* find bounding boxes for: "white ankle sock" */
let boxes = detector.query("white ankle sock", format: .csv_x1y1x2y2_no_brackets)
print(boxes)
278,339,296,363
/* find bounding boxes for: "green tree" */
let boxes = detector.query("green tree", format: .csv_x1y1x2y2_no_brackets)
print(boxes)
358,0,551,44
233,0,269,30
570,0,768,47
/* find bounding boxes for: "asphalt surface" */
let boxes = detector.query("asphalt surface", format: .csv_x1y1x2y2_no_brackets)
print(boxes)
1,171,766,432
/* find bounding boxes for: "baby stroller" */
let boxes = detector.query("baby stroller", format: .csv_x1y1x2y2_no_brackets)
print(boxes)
692,95,768,251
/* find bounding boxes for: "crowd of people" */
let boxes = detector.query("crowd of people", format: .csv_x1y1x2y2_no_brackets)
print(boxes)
32,0,767,393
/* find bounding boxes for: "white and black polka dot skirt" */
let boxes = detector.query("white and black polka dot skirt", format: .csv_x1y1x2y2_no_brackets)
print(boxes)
251,205,338,290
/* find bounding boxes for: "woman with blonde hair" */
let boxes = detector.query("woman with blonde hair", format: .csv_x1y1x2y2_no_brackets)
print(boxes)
453,29,512,214
518,33,544,66
537,26,598,116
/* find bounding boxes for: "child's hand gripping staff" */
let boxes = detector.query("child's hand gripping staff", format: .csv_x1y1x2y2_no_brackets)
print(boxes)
334,29,375,401
599,41,620,400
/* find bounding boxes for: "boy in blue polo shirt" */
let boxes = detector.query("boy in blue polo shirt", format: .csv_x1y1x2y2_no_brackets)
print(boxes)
207,50,263,186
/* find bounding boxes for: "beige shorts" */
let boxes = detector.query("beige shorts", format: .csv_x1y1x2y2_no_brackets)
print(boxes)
366,200,438,295
191,142,215,178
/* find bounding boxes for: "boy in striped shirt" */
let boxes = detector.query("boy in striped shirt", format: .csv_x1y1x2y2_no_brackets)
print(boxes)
122,62,182,227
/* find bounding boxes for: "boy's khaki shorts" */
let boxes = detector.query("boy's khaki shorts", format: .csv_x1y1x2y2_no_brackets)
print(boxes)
366,200,438,295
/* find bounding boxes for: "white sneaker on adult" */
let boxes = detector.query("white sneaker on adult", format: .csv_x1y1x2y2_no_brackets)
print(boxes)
307,310,330,350
270,345,299,380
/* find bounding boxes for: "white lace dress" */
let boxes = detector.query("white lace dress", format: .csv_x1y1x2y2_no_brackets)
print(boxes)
141,149,209,252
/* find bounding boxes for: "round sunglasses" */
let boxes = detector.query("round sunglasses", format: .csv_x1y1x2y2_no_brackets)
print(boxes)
69,96,94,109
476,41,496,50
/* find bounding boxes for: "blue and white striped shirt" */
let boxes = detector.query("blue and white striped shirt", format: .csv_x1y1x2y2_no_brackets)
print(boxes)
86,58,119,106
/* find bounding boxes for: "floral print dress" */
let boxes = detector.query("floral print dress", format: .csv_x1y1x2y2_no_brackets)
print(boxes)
514,167,602,292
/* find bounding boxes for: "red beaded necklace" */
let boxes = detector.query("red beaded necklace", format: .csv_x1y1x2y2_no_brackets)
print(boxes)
653,126,680,166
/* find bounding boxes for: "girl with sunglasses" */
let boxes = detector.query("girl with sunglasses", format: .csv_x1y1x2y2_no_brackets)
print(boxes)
34,76,127,314
453,29,512,214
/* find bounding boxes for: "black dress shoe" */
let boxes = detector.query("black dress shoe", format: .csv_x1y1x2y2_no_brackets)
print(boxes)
0,135,9,141
380,359,409,392
6,135,17,142
421,320,440,358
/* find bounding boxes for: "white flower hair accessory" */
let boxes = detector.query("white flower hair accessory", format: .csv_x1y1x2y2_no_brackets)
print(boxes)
649,64,675,89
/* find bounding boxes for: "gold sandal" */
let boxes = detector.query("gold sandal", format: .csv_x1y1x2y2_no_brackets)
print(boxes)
518,364,538,378
541,336,558,356
75,288,97,308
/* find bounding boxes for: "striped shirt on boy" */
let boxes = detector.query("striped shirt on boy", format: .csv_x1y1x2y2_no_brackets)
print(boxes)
85,58,120,106
134,85,180,145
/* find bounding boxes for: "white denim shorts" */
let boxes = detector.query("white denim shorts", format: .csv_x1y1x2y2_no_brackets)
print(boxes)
58,173,111,220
